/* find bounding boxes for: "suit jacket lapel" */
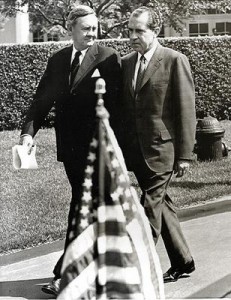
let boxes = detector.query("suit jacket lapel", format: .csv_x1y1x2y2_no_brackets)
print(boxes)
60,46,72,89
128,52,137,98
138,43,163,92
70,43,98,92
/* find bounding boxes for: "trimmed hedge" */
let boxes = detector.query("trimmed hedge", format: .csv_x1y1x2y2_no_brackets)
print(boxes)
158,37,231,120
0,42,69,131
0,36,230,131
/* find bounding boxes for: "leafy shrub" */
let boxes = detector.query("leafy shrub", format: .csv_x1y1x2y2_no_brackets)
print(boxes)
0,36,230,131
0,42,69,131
158,36,231,120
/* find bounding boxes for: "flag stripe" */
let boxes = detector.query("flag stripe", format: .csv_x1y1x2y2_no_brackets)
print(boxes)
98,292,144,300
98,265,141,284
97,220,128,236
99,288,144,299
61,223,97,274
97,205,126,222
98,251,138,268
127,219,157,299
97,235,133,254
59,260,97,300
129,187,165,299
105,281,142,295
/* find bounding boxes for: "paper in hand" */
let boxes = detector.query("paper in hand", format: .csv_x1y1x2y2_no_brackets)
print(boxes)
12,145,38,170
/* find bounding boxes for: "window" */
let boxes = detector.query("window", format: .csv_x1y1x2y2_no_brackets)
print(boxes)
47,33,60,42
33,30,44,42
207,8,230,14
189,23,209,36
215,22,231,35
207,9,217,14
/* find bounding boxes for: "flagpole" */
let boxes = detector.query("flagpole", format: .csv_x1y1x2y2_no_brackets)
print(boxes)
95,78,107,205
95,78,107,286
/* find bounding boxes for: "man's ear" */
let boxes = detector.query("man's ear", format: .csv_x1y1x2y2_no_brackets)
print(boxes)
67,29,72,37
66,23,73,36
154,27,160,36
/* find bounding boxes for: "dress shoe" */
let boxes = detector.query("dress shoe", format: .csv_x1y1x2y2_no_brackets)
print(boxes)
41,278,61,296
163,259,195,283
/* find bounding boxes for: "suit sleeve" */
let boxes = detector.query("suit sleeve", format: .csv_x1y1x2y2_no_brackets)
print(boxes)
173,54,196,160
21,56,55,137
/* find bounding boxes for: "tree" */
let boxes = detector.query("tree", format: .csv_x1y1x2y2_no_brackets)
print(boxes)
158,0,231,33
0,0,231,39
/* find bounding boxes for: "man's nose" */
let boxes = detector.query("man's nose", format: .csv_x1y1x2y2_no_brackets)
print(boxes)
129,31,137,39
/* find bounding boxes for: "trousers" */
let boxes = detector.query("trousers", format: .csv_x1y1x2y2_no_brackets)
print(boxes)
130,145,192,268
53,150,87,279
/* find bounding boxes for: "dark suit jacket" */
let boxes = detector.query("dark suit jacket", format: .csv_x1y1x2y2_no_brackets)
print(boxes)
21,43,121,162
121,43,196,173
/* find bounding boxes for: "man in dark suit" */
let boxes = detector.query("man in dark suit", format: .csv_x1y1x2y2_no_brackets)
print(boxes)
121,6,196,283
19,5,121,296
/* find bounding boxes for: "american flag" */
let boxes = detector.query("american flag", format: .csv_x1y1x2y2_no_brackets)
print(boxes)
57,109,165,300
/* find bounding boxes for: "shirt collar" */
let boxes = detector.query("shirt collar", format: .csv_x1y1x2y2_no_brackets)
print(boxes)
71,45,89,62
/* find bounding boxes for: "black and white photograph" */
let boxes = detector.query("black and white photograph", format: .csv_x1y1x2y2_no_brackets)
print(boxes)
0,1,231,299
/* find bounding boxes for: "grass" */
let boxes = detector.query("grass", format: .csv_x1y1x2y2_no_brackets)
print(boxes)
170,120,231,207
1,120,231,255
1,129,70,255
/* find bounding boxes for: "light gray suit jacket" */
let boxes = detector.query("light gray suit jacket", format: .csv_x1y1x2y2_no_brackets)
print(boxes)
121,42,196,173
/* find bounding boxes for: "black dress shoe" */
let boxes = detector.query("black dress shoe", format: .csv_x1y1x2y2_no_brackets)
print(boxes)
41,278,61,296
163,259,195,283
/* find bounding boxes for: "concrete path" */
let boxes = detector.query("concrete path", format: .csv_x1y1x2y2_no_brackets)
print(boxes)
1,196,231,299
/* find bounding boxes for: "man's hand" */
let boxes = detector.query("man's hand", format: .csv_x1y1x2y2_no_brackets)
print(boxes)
174,160,190,178
19,134,33,153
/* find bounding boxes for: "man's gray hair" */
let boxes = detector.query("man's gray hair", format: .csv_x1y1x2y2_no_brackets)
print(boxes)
67,5,96,30
130,6,162,33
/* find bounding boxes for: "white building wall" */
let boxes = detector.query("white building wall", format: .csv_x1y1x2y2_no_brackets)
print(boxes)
0,5,30,44
15,8,30,43
164,13,231,37
0,18,17,43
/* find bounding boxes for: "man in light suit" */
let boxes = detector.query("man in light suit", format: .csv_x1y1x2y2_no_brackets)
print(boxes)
19,5,121,295
121,6,196,282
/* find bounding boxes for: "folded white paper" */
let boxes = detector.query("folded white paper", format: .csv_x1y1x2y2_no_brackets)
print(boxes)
12,145,38,170
91,68,101,77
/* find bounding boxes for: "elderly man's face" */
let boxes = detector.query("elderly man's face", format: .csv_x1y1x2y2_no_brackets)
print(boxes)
71,14,98,50
128,12,157,54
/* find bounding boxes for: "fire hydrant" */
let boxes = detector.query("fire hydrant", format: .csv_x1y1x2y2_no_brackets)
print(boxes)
196,116,225,161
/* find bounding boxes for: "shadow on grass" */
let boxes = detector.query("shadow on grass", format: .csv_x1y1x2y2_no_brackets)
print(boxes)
171,180,231,189
0,277,55,299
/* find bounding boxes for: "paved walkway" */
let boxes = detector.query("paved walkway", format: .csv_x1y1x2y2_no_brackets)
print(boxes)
1,196,231,299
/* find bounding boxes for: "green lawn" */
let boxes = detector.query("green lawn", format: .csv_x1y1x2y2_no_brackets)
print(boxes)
1,121,231,255
1,129,70,254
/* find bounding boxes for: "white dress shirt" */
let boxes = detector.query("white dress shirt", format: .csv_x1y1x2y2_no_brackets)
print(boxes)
71,46,88,65
132,40,158,89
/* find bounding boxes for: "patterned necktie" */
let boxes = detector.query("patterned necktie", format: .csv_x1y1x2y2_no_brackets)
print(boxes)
70,51,81,87
135,55,146,93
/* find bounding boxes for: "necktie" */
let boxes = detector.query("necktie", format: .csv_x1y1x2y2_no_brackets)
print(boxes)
70,51,81,86
135,55,146,93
